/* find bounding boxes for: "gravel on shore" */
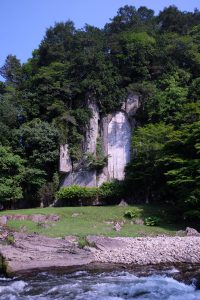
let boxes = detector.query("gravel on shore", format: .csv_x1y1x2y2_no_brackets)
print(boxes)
87,236,200,265
1,232,200,275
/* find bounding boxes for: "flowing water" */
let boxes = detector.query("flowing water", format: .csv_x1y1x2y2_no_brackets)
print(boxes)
0,266,200,300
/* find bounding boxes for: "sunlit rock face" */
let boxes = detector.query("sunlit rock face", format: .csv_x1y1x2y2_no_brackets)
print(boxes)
60,94,139,188
107,112,131,180
59,145,72,173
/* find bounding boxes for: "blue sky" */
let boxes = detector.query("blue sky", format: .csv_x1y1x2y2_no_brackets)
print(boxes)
1,0,200,68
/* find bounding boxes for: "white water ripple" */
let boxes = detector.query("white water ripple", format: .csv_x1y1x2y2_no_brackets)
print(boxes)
0,270,199,300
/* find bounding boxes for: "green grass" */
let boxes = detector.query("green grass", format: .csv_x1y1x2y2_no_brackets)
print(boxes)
0,205,183,238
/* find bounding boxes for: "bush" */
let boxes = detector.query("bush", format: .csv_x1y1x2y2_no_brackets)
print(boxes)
98,180,125,203
56,185,98,206
144,216,160,226
124,208,142,219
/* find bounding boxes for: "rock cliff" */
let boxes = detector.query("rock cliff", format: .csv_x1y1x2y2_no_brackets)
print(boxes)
60,94,140,187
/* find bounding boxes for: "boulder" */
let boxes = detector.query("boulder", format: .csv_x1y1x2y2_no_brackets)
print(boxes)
47,214,60,222
118,200,128,207
185,227,200,236
133,218,144,225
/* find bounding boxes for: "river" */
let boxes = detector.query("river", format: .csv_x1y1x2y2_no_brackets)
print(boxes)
0,265,200,300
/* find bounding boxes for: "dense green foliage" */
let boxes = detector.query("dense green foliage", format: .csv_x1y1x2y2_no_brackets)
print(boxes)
1,5,200,217
56,180,125,205
0,146,25,205
56,185,98,206
124,208,142,219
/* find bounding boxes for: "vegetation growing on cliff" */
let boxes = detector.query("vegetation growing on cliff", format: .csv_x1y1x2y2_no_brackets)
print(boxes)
1,5,200,218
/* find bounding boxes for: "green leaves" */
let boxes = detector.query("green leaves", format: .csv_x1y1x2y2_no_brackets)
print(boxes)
16,119,60,169
56,185,98,206
0,146,25,202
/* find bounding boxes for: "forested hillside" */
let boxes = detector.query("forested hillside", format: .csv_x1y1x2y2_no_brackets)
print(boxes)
1,5,200,218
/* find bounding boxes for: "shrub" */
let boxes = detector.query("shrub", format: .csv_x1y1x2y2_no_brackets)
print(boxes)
124,208,142,219
56,185,98,206
6,234,15,245
98,180,125,203
144,216,160,226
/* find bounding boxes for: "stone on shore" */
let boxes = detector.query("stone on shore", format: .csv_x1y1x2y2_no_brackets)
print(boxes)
87,235,200,265
1,231,200,276
0,232,93,275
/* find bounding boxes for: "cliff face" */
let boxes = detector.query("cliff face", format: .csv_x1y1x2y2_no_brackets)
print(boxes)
107,112,131,180
60,94,140,187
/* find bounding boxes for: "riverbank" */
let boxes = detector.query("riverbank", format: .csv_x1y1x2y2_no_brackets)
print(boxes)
1,231,200,276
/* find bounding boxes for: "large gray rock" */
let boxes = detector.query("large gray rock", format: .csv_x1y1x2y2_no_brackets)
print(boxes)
0,233,94,275
185,227,200,236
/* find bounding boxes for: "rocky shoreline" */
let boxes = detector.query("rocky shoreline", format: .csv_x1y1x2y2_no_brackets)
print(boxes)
1,230,200,276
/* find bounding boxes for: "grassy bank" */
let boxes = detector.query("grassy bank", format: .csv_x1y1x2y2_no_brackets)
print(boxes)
0,205,184,238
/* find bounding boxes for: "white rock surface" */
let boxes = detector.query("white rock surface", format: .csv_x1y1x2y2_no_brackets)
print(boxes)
60,96,137,187
107,112,131,180
59,144,72,173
